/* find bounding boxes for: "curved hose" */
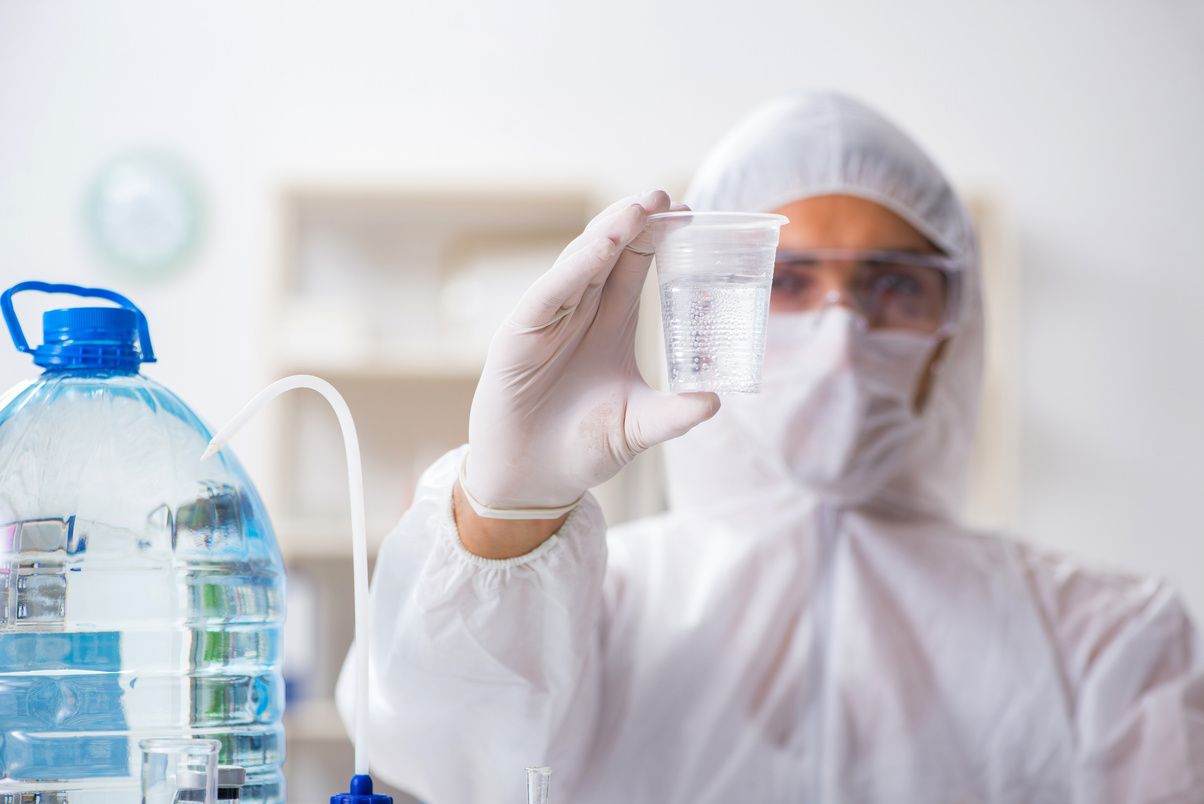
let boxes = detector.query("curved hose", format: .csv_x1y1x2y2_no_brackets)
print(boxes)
202,374,371,777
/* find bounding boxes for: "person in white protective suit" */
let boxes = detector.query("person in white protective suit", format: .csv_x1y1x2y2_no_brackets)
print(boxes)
337,93,1204,803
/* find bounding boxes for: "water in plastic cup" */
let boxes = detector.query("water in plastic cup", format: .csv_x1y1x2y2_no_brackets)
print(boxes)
647,211,788,394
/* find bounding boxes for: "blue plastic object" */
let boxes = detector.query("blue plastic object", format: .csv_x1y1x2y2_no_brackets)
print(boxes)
330,774,393,804
2,281,156,370
0,283,286,803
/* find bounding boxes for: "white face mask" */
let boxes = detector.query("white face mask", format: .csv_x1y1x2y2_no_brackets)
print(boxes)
722,307,939,504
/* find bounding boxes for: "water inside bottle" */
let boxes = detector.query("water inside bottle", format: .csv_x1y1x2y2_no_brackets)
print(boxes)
0,372,285,804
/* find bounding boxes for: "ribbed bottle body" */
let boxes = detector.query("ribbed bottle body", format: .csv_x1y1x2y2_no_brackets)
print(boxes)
0,371,285,804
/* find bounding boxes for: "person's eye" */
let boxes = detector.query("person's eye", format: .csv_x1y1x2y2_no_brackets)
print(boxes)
875,272,923,296
864,262,937,298
771,272,813,294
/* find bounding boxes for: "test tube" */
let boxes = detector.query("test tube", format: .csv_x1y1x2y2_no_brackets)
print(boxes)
140,738,220,804
526,767,551,804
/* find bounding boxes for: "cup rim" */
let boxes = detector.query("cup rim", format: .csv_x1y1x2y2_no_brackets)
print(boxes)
646,211,789,228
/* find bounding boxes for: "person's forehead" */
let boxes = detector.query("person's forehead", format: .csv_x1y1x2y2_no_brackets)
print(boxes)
772,195,939,254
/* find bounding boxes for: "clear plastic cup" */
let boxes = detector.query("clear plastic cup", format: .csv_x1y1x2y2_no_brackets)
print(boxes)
526,767,551,804
140,738,220,804
647,211,788,394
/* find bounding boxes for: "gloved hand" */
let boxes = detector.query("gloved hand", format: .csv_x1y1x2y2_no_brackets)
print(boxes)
462,190,721,515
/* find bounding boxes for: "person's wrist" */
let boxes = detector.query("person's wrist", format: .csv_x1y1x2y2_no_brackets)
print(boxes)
451,480,569,560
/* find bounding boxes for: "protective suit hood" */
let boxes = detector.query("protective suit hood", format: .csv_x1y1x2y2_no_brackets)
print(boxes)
669,92,985,518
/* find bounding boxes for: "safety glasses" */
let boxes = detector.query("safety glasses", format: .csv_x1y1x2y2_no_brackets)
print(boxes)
771,249,964,335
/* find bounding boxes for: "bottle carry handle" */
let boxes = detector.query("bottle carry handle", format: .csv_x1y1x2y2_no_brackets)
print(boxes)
1,281,157,364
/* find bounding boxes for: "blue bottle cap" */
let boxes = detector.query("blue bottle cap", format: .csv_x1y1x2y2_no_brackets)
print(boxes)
34,307,144,371
2,282,156,371
330,774,393,804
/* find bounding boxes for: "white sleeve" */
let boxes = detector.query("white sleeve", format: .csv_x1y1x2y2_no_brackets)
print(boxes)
1022,545,1204,803
1072,582,1204,803
335,445,609,804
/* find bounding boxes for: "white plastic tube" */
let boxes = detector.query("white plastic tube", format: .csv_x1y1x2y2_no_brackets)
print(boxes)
201,375,371,777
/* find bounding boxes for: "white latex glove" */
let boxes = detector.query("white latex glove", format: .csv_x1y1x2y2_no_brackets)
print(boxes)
463,190,721,513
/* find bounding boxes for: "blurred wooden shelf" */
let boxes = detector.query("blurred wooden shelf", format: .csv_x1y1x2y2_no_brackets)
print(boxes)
274,348,486,382
265,184,635,800
285,697,347,743
275,517,395,561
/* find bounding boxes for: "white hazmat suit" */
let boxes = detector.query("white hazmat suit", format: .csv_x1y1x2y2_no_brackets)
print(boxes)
338,94,1204,803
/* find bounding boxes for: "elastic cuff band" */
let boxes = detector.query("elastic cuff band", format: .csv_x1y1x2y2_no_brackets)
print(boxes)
457,451,583,520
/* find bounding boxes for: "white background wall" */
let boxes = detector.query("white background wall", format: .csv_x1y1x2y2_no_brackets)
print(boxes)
1,0,1202,622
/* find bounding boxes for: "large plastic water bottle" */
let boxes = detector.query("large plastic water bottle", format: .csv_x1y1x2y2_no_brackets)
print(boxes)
0,283,285,804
